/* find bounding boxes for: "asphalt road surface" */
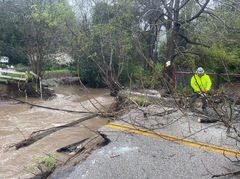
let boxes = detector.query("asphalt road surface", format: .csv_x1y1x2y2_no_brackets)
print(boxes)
52,107,240,179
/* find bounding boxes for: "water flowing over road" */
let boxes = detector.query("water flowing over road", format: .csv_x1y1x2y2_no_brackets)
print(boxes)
0,85,114,179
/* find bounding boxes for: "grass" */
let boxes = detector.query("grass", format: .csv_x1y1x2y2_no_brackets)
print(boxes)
0,70,27,82
45,68,70,74
119,90,153,106
25,153,56,176
129,95,152,106
0,78,8,82
34,154,55,168
43,68,74,78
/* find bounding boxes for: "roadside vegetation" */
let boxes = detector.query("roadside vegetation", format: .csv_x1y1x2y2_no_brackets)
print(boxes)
25,153,56,178
0,0,240,178
0,0,239,92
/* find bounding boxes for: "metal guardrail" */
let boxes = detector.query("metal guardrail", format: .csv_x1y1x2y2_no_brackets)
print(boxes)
172,69,240,88
175,71,240,77
0,69,37,81
0,69,42,99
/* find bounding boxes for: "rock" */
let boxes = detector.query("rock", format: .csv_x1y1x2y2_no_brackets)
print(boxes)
42,77,80,87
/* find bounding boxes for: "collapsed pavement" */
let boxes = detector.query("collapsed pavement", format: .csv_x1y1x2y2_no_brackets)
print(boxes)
51,89,240,178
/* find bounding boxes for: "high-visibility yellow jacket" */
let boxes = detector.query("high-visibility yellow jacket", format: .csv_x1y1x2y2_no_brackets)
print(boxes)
190,74,212,92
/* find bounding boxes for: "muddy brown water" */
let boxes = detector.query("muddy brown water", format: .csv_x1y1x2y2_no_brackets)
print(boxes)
0,85,114,179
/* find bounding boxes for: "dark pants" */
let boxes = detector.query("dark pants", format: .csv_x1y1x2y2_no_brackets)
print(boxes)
190,93,207,111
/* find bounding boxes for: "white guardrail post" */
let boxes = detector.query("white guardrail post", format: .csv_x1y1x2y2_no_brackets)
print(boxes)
0,69,42,99
0,69,27,81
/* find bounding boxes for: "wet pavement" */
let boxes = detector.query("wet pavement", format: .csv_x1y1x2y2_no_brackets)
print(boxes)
2,85,240,179
55,104,240,179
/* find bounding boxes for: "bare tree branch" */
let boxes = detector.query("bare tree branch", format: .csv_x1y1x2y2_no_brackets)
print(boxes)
185,0,210,23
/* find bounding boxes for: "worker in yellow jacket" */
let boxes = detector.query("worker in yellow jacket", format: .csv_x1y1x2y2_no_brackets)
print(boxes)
190,67,212,112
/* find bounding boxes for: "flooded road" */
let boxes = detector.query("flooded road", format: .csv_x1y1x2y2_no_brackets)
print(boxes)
0,85,114,179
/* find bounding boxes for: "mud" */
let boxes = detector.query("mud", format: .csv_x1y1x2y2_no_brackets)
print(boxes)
0,81,53,99
222,82,240,103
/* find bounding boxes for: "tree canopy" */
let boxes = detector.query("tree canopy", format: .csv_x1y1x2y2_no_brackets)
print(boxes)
0,0,239,91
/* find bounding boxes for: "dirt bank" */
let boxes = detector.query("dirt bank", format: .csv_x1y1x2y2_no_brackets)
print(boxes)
0,81,54,99
0,86,114,178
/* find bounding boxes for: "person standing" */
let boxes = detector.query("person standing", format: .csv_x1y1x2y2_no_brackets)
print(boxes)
190,67,212,112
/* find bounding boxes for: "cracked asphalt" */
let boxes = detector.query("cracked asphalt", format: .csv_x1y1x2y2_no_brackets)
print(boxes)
52,105,240,179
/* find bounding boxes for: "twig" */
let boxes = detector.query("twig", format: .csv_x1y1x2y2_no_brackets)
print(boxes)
212,170,240,178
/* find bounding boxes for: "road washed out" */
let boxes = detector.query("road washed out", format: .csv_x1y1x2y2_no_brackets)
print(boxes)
0,85,114,179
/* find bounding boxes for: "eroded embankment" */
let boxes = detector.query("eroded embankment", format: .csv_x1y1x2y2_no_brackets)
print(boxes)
0,87,114,179
0,81,53,99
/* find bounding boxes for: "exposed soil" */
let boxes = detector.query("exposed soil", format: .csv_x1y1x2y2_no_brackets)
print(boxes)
1,79,239,178
0,81,54,99
0,85,114,179
222,82,240,96
220,82,240,104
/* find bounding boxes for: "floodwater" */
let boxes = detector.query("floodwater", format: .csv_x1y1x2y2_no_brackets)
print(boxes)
0,85,114,179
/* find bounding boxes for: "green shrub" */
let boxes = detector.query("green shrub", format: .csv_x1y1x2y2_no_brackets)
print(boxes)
130,63,164,89
0,64,8,68
34,154,55,168
15,63,31,72
129,95,152,106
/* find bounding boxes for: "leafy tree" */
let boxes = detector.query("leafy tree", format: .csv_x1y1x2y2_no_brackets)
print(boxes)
186,0,240,75
18,0,75,78
133,0,240,89
134,0,211,74
0,0,28,65
71,1,136,95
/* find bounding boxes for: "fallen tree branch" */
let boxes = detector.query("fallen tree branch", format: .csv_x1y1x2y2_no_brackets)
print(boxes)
151,109,178,117
212,170,240,178
9,97,95,114
14,114,98,149
30,165,56,179
9,97,116,118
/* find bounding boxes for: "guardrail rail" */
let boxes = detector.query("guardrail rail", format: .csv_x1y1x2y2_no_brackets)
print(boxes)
0,69,37,82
